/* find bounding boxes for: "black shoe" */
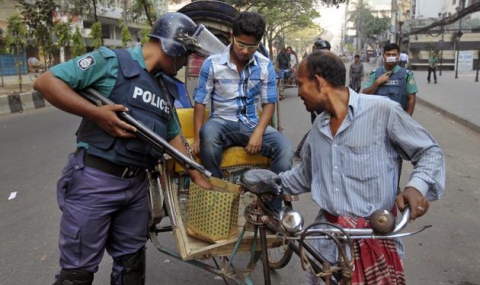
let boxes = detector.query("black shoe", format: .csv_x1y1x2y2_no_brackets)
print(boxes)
434,81,437,84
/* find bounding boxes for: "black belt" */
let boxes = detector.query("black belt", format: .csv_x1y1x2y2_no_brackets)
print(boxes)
74,149,143,178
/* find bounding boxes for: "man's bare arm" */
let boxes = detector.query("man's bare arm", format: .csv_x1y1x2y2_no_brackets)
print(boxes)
406,94,416,116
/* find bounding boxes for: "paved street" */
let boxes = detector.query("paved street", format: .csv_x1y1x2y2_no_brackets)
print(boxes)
1,62,480,284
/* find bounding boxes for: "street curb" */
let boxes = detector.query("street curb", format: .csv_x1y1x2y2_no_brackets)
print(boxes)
416,96,480,134
0,91,50,116
1,90,479,136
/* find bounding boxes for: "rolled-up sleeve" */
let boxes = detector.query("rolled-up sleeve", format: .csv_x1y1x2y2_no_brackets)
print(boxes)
263,60,278,104
193,58,214,105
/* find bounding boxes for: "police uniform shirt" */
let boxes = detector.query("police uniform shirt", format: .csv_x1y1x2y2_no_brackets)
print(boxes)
364,65,418,95
49,45,180,149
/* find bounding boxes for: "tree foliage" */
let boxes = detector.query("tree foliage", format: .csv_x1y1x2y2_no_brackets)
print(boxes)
71,26,86,57
0,28,5,87
90,22,103,50
5,14,29,92
348,0,390,51
224,0,330,57
129,0,157,27
120,19,132,47
283,25,322,56
18,0,59,66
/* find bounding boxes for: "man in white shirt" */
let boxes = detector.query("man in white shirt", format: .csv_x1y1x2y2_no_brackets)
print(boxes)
399,51,409,68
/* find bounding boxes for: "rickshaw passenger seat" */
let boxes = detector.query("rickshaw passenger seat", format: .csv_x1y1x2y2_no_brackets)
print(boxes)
174,108,270,173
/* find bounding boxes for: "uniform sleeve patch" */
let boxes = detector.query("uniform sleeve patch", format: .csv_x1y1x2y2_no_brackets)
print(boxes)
77,55,96,71
409,78,415,85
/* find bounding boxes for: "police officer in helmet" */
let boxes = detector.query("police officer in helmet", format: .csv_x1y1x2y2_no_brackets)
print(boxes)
312,37,331,52
34,12,219,285
310,38,331,123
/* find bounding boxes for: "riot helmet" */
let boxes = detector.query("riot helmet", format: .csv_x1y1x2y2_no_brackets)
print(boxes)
149,12,225,58
312,38,331,51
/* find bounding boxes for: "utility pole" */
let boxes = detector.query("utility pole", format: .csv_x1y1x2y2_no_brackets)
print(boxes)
355,0,362,54
390,0,397,44
455,0,466,79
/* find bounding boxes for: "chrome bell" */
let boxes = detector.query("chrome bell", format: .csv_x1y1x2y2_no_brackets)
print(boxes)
280,207,304,234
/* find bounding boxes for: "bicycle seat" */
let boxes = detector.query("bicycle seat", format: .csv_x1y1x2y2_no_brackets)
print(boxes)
240,169,282,196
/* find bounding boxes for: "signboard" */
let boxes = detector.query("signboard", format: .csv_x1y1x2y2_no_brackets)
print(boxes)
455,50,474,72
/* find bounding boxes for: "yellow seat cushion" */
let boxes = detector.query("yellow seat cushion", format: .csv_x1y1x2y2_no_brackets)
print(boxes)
174,108,270,173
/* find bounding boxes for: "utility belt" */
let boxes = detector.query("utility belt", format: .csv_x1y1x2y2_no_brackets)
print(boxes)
74,148,144,178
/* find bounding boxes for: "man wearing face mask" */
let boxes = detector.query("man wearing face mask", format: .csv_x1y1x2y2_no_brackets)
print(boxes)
363,43,418,116
34,12,217,285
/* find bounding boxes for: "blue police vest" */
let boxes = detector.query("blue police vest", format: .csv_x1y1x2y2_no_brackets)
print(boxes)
374,68,409,111
76,49,173,168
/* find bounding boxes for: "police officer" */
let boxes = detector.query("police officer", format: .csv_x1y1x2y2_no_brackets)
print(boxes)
33,12,219,285
312,37,331,52
363,43,418,116
309,38,331,122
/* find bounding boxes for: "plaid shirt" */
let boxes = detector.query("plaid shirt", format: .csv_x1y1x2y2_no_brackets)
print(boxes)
193,45,277,129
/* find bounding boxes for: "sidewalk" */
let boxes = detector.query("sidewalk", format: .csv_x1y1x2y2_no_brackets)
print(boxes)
0,73,45,115
363,62,480,134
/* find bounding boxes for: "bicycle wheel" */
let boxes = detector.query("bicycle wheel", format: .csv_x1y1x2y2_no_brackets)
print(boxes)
268,243,293,269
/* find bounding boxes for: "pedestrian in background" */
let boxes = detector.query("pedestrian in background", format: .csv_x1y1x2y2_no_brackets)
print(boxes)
33,12,214,285
399,50,409,68
348,54,364,92
428,51,438,84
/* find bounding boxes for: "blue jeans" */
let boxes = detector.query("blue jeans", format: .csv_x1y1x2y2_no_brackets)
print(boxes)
199,118,294,211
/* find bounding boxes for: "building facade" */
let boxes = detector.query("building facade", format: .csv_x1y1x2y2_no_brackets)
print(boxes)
0,0,174,75
406,0,480,70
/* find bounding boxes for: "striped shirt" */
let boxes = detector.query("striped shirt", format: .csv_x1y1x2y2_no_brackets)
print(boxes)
193,45,277,129
279,89,445,261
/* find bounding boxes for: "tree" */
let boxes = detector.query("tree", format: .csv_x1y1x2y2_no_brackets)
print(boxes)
348,1,390,53
57,0,117,46
90,22,103,50
52,20,73,62
71,26,86,57
120,20,133,48
5,14,28,93
129,0,157,27
283,25,323,56
224,0,332,57
0,28,5,87
139,25,151,45
18,0,59,69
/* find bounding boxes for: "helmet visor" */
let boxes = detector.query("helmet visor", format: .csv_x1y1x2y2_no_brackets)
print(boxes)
187,24,226,57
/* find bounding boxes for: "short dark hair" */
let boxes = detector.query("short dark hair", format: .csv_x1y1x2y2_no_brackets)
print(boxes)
354,54,360,58
305,51,346,87
232,12,265,41
384,43,400,53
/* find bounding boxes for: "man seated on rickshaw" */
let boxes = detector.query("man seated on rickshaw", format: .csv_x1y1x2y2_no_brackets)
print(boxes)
191,11,294,212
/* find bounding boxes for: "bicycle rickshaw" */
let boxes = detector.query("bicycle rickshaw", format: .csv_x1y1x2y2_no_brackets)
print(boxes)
81,1,431,284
